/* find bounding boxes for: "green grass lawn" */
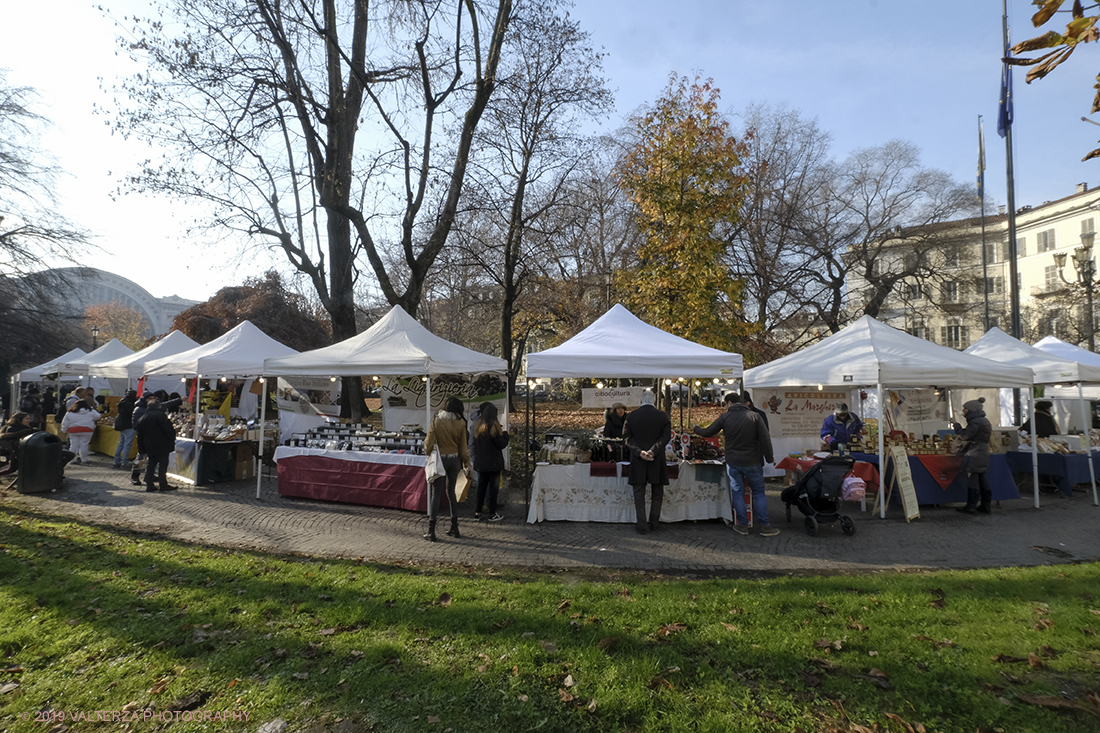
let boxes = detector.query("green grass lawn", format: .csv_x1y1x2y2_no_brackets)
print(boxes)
1,504,1098,732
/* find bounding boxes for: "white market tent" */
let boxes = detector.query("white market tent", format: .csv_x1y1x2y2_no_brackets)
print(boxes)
44,339,134,376
525,304,743,379
262,305,508,498
263,304,508,377
144,321,298,378
966,327,1100,505
744,315,1038,515
1033,335,1100,367
14,348,87,382
91,330,200,380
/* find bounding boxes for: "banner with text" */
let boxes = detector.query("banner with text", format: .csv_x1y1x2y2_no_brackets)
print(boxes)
382,374,508,431
581,387,648,409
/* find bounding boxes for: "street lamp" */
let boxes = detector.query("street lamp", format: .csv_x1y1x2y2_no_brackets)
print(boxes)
1054,230,1098,351
91,325,100,350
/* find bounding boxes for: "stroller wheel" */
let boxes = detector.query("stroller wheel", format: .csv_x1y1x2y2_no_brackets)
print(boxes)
804,516,818,536
840,515,856,536
785,504,792,523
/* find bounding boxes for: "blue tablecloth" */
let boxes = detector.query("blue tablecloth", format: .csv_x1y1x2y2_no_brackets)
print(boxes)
851,452,1020,504
1003,451,1099,498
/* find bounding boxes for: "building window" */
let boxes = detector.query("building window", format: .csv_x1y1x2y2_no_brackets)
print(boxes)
1083,217,1096,236
1037,229,1056,252
908,322,927,340
1017,236,1026,257
941,322,969,349
906,282,924,300
944,251,960,268
943,281,959,302
1045,264,1061,291
989,315,1001,329
984,276,1004,295
984,241,1001,264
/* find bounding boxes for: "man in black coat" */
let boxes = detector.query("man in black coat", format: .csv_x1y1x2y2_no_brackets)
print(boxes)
622,390,672,534
136,393,177,492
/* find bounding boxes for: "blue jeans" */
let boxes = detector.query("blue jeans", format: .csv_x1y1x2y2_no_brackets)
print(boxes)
727,464,770,527
114,428,136,466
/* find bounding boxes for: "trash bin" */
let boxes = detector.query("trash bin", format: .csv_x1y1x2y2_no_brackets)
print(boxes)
18,431,65,494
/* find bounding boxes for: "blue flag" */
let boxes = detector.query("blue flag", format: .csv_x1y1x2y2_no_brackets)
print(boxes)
998,46,1013,138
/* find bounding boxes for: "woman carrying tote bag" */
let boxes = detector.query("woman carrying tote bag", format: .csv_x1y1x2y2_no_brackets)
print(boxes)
422,397,470,542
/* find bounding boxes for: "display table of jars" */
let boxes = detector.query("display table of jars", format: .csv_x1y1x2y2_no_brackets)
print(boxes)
274,423,438,511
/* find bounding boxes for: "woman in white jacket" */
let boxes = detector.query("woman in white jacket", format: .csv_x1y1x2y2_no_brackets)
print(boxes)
61,401,99,464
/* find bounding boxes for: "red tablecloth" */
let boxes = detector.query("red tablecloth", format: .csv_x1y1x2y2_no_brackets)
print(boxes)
774,456,880,486
913,454,962,490
277,453,441,512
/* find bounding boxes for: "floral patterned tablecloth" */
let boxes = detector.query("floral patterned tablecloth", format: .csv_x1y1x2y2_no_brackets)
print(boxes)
526,462,734,524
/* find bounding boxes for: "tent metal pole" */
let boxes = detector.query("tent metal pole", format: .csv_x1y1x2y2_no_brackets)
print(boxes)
877,382,886,519
1079,382,1099,505
192,375,202,442
526,381,533,507
256,377,267,499
1030,390,1040,509
425,376,432,433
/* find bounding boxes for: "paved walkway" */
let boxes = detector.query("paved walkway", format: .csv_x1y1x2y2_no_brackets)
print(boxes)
3,454,1098,574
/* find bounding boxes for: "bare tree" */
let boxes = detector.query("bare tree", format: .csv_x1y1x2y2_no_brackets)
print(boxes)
108,0,513,419
0,74,90,375
792,140,978,333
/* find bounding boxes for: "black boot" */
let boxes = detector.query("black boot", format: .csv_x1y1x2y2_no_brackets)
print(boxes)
423,519,437,542
649,491,664,532
957,476,980,514
445,517,461,538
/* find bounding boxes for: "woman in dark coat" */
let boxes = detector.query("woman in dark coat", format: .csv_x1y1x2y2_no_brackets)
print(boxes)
471,403,509,522
953,397,993,514
1019,400,1059,438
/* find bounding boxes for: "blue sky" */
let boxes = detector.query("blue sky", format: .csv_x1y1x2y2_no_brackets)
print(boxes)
2,1,1097,300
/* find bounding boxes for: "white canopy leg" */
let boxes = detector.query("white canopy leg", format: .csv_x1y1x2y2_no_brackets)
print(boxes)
1079,382,1098,506
256,377,267,499
1030,391,1040,509
877,383,886,519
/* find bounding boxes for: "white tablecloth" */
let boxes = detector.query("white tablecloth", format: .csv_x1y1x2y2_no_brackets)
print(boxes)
526,462,733,523
273,446,426,467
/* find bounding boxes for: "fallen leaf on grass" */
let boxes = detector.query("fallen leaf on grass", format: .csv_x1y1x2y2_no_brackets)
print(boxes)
596,637,617,651
1028,653,1045,669
1017,691,1100,719
809,658,840,671
436,593,452,606
557,599,571,612
426,715,441,724
796,670,820,687
148,677,172,694
884,712,925,733
814,639,833,649
816,601,835,614
647,676,673,691
1034,618,1054,631
992,654,1029,663
847,617,867,631
619,587,630,598
563,674,575,687
720,623,739,632
292,672,308,680
558,688,575,702
657,623,686,637
517,694,528,702
1040,645,1059,658
587,698,597,712
540,641,557,654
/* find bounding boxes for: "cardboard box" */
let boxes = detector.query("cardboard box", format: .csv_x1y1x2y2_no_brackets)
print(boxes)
234,442,255,479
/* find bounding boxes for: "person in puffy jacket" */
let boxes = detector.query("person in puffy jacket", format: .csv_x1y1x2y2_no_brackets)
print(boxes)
136,393,177,492
472,403,509,522
422,397,470,542
953,397,993,514
821,402,863,449
61,402,99,464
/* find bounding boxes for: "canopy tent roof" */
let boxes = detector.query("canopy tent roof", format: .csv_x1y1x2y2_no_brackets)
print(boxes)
524,304,743,379
144,321,298,378
263,305,507,377
964,327,1100,384
744,315,1033,389
44,339,134,376
1032,335,1100,368
90,330,201,379
15,348,87,382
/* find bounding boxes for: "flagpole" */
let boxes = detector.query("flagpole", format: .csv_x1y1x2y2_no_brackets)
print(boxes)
979,115,989,331
1001,0,1022,424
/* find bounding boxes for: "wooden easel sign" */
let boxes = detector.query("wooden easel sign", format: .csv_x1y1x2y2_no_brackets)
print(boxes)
872,445,921,522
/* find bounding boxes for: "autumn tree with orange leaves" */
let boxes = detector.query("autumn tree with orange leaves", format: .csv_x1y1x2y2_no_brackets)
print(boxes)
83,301,151,351
615,74,753,350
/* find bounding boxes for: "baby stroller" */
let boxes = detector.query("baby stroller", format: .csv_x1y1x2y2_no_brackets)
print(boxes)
781,455,856,536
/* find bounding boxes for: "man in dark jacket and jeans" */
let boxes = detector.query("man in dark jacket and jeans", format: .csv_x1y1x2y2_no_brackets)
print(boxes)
113,390,138,469
693,392,778,537
136,393,177,492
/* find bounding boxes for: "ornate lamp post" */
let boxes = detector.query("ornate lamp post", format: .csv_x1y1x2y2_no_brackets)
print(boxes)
1054,230,1098,351
91,325,100,350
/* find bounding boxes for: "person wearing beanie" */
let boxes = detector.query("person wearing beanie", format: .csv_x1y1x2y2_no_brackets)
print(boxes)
1019,400,1059,438
952,397,993,514
603,402,628,440
622,390,672,534
820,402,863,450
693,391,778,537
